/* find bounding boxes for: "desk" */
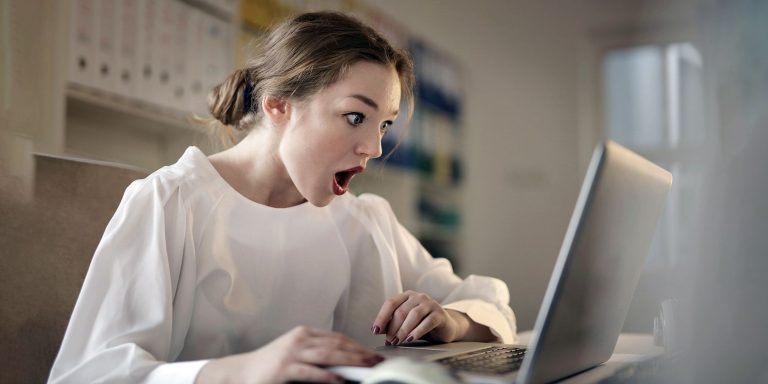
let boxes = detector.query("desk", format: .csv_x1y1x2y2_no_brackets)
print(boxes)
516,331,665,383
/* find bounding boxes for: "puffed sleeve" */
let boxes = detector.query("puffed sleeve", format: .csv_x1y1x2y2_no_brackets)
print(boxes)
359,194,517,344
48,176,207,384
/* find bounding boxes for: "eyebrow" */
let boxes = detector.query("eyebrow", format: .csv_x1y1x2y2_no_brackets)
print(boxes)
348,94,398,116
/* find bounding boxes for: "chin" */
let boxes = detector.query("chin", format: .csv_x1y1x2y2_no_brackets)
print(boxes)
306,193,336,207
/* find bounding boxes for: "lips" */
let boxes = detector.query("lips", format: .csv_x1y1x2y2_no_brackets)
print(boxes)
333,166,364,195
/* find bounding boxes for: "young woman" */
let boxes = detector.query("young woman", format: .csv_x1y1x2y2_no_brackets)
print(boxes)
49,11,517,384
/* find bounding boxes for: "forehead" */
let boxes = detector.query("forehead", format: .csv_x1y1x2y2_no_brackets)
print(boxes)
322,61,401,112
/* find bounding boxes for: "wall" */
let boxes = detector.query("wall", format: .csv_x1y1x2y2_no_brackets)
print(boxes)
0,0,68,192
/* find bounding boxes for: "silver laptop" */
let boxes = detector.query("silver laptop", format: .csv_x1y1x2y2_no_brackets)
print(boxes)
369,140,672,384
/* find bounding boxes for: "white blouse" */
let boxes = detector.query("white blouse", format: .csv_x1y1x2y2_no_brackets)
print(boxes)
49,147,517,384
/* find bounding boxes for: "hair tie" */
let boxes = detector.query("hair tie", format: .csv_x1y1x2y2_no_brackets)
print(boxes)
243,81,254,114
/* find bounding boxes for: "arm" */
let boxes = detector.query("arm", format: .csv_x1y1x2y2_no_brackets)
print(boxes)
48,178,205,384
446,309,497,342
360,194,517,345
195,326,382,384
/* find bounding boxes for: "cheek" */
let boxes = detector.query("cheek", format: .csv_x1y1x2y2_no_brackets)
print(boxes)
280,127,329,181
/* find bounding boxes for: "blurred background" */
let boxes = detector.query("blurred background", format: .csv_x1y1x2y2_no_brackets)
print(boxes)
1,0,766,381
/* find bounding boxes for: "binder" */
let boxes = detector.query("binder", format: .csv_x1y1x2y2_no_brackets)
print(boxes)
186,8,209,116
218,0,240,17
201,13,234,115
153,0,176,108
136,0,157,105
213,0,240,17
170,1,191,111
68,0,97,88
198,0,239,17
93,0,119,94
116,0,141,99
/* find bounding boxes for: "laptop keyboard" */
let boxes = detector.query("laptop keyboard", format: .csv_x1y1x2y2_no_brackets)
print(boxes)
437,346,527,375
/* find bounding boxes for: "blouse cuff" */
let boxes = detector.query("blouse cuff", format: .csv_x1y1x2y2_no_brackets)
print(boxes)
144,359,210,384
443,299,517,344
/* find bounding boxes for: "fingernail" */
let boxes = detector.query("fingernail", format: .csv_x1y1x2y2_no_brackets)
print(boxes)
372,325,380,334
385,340,391,346
405,335,414,343
392,337,399,345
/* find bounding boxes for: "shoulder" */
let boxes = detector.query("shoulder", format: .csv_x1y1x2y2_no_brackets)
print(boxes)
330,192,397,230
333,192,393,215
122,147,223,208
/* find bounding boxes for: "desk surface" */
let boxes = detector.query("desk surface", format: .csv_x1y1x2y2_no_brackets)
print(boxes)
516,331,665,383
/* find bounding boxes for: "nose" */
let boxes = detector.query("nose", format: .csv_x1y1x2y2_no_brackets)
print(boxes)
356,128,383,159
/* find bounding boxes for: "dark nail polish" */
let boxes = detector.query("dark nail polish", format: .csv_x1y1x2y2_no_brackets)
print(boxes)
392,337,399,345
372,325,380,334
385,340,391,346
405,335,414,343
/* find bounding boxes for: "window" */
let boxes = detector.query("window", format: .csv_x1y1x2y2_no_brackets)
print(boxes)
603,43,709,271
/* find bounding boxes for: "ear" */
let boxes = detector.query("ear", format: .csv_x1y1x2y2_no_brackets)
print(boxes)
261,94,290,127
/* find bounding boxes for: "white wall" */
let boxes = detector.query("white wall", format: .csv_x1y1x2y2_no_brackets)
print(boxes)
364,0,701,330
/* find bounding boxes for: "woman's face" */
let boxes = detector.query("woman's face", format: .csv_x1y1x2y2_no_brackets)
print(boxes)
280,61,401,207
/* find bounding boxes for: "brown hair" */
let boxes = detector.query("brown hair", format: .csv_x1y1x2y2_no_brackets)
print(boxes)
207,11,415,145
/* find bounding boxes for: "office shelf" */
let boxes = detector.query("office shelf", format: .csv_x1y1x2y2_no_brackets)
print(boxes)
66,85,203,135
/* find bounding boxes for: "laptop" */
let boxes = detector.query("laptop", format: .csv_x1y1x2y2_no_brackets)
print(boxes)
334,140,672,383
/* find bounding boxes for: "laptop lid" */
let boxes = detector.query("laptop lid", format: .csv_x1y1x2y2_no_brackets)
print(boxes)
517,140,672,384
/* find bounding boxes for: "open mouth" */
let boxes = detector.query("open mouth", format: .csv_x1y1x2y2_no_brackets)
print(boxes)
333,166,364,195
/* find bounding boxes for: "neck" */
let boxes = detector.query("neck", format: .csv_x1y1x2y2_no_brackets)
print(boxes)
208,128,305,208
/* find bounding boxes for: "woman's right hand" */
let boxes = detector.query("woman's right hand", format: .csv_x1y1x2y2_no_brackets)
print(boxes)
195,325,383,384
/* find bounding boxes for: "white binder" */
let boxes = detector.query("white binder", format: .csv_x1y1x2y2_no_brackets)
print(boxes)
93,0,119,94
204,15,235,106
115,0,141,99
170,1,191,112
136,0,157,105
153,0,176,108
186,8,209,116
68,0,97,88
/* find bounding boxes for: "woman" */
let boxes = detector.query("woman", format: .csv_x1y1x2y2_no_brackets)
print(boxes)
49,11,516,384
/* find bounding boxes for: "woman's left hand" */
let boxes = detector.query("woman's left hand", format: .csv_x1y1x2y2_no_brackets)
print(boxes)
371,290,468,345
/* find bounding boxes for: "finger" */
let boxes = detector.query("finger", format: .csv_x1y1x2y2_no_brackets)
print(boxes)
283,362,344,384
304,334,381,357
386,296,422,342
406,312,443,343
286,327,381,359
393,303,432,343
372,292,411,335
295,346,383,367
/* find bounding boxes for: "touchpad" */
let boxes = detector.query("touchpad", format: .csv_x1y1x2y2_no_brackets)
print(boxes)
377,341,450,359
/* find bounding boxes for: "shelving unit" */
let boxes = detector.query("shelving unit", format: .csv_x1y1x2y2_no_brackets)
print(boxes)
66,85,200,134
62,0,238,169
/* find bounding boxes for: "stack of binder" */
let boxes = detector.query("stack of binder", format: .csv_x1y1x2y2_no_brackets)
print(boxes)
68,0,238,117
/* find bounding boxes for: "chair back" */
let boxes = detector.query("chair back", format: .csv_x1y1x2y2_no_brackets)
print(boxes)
0,153,147,383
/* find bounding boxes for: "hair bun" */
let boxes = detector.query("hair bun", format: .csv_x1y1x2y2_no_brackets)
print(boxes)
208,68,251,128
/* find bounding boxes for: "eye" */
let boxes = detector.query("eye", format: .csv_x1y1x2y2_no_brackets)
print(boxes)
380,121,393,135
343,112,365,126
